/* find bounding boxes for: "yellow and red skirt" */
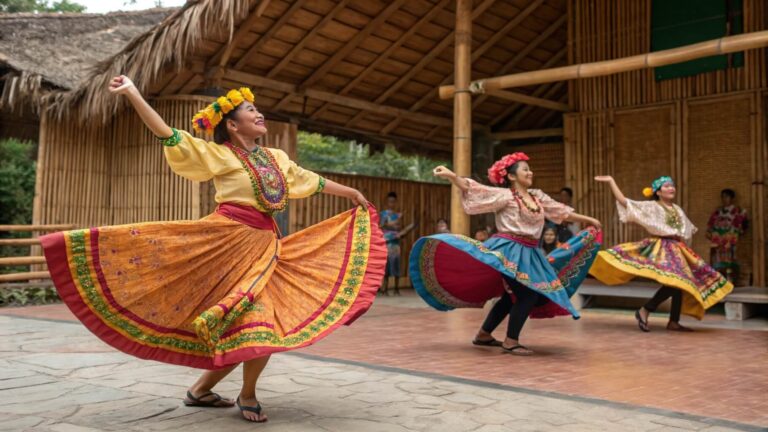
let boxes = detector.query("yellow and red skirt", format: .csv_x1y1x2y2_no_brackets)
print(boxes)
589,237,733,319
41,203,385,369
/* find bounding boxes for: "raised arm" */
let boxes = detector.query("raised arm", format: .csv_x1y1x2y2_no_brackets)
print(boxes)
109,75,173,139
432,166,470,191
594,175,628,207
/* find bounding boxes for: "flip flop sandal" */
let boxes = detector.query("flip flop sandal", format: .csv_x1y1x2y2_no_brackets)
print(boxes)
502,344,534,356
472,338,502,347
635,310,650,333
667,323,694,332
237,397,267,423
183,390,233,407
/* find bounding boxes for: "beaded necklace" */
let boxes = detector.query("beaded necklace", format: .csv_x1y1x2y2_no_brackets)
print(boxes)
512,189,541,214
659,202,683,231
224,142,288,214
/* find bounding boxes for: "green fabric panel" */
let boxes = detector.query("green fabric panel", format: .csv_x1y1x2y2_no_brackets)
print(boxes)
651,0,742,81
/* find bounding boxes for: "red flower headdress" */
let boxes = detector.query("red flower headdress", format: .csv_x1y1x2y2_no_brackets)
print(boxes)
487,152,530,185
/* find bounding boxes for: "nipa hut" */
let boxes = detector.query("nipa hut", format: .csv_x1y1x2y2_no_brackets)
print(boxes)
0,8,174,141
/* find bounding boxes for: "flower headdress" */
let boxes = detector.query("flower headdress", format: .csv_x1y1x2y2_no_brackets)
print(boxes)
642,175,674,198
487,152,530,185
191,87,255,133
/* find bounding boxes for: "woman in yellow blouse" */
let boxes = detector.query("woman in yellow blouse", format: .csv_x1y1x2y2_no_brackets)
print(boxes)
40,76,386,422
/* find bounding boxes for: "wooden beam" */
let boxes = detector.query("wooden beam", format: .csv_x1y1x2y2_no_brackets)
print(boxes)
223,69,453,127
470,15,566,108
208,0,272,69
490,49,566,126
268,0,352,81
489,128,563,141
441,29,768,97
310,0,450,121
452,0,472,236
0,256,47,266
485,89,569,111
233,0,309,70
343,0,495,130
377,0,545,137
299,0,406,90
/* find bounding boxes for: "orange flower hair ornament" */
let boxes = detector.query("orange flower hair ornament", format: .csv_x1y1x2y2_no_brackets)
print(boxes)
191,87,255,133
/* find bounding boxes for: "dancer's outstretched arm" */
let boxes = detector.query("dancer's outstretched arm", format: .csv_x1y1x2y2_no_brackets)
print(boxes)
322,180,368,207
595,176,628,207
566,212,602,230
432,166,469,191
109,75,173,138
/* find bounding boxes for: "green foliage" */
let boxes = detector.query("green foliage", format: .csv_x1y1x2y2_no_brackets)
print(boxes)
0,138,37,276
0,286,59,307
297,131,449,183
0,0,86,12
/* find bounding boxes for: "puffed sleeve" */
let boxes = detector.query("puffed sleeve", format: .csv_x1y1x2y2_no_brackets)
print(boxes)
163,129,229,182
616,199,657,225
678,206,698,240
533,190,574,224
269,148,325,199
461,179,510,215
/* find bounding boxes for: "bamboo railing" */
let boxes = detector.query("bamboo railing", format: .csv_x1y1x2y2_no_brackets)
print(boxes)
0,224,73,284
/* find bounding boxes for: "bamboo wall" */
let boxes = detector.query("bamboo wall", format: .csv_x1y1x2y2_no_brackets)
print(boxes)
498,142,566,197
565,0,768,286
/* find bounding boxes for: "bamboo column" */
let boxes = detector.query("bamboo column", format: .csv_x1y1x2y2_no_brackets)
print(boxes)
451,0,472,236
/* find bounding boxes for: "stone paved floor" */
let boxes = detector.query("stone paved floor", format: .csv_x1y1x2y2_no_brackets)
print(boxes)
0,296,766,431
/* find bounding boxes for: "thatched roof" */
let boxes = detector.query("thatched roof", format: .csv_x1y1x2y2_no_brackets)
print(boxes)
0,8,174,110
44,0,569,154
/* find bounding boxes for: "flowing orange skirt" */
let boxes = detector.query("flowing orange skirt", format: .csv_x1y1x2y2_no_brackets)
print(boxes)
41,203,386,369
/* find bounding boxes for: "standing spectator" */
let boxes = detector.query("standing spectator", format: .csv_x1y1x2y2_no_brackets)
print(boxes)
380,192,416,296
706,188,749,283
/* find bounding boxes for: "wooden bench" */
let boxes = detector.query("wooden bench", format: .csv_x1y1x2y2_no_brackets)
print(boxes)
575,279,768,321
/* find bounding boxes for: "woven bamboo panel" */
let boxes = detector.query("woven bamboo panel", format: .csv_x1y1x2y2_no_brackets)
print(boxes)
686,95,754,283
501,142,565,197
289,173,451,277
614,106,676,243
569,0,767,112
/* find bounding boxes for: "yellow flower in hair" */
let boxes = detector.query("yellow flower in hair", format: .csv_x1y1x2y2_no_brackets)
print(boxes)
642,187,654,198
227,89,244,106
217,96,234,114
240,87,255,103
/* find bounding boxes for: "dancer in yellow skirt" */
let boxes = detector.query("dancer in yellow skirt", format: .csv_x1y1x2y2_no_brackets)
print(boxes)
590,175,733,332
40,76,386,422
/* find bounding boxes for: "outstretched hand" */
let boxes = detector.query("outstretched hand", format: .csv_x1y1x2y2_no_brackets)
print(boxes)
108,75,135,95
433,166,455,180
349,190,368,207
594,175,614,183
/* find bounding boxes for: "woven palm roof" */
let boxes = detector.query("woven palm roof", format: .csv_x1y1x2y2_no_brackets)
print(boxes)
45,0,569,154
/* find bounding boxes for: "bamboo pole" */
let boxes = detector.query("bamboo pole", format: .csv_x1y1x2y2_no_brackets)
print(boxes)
439,30,768,98
0,225,75,232
451,0,472,236
0,239,41,246
0,257,47,266
0,272,50,283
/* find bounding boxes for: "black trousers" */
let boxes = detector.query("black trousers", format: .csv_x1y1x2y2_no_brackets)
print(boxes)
481,277,546,340
644,286,682,323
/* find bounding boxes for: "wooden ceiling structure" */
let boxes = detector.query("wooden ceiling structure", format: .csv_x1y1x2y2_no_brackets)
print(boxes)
50,0,569,157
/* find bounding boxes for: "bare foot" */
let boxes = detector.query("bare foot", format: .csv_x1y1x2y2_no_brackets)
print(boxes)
237,396,267,422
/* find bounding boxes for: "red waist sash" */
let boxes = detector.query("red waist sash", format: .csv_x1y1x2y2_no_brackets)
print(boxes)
491,232,539,247
215,202,275,231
